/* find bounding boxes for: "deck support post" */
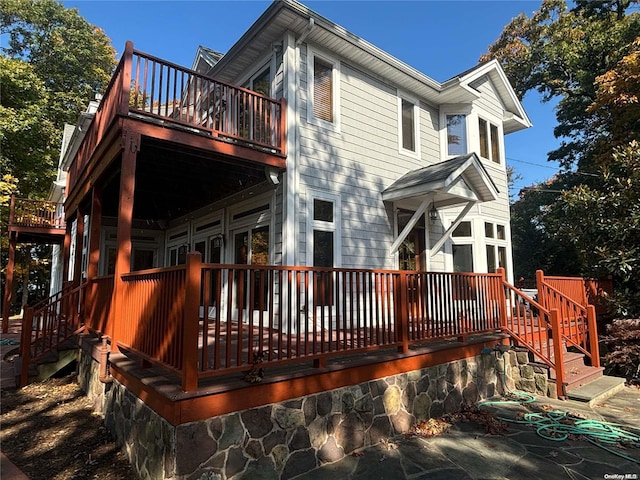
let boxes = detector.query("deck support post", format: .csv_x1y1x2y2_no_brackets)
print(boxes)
19,306,34,387
111,130,139,352
183,252,202,392
2,231,17,334
396,272,409,354
85,186,103,333
586,305,600,368
550,308,566,397
72,207,86,287
496,267,508,332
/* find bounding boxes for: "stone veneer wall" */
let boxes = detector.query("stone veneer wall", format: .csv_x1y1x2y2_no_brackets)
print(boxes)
78,344,555,480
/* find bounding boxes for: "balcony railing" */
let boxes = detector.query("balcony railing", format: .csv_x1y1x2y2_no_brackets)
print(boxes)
67,41,287,192
8,196,65,231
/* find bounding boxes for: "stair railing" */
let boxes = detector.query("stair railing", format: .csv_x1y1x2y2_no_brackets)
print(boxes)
19,282,88,386
536,273,600,369
497,268,566,392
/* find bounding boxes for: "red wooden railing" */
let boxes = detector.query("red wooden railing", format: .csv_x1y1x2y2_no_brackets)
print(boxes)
104,254,508,391
19,261,601,395
20,282,87,386
85,275,115,336
67,42,286,194
9,196,65,230
536,271,600,369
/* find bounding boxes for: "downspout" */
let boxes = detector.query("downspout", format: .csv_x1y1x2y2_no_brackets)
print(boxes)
99,336,113,384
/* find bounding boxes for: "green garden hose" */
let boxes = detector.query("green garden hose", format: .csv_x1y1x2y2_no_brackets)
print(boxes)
478,351,640,464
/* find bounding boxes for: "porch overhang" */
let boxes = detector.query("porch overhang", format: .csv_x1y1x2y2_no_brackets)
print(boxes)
382,153,499,256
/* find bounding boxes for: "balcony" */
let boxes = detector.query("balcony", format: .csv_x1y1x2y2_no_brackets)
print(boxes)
65,41,287,205
8,196,66,243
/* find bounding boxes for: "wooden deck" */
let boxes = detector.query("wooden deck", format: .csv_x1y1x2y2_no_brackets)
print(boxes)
83,330,508,425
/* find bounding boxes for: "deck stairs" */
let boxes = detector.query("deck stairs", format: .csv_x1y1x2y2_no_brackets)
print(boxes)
14,336,79,383
505,286,604,396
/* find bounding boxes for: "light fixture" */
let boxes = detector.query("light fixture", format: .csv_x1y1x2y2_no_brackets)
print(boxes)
212,234,225,248
429,203,438,223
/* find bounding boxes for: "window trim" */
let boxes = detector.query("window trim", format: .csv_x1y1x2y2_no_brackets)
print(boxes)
306,189,342,268
440,105,471,160
477,116,502,164
307,47,340,132
397,92,420,158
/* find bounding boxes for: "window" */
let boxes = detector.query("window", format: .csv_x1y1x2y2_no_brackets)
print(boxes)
308,193,341,306
250,67,270,97
478,117,501,163
453,245,474,272
484,222,508,273
446,114,467,156
452,221,472,237
308,50,339,130
313,57,333,122
398,96,419,154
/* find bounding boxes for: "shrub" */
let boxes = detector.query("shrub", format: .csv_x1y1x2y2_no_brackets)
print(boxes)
602,319,640,384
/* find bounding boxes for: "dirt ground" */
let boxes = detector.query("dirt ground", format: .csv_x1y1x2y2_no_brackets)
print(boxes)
0,374,137,480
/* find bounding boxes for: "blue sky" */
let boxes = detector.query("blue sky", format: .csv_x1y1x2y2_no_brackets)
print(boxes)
62,0,561,196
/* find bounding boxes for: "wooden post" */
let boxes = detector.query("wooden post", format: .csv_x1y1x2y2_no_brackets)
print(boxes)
111,131,139,351
396,272,409,354
61,218,72,285
119,41,134,115
72,208,85,286
84,186,103,333
2,232,17,334
586,304,600,368
535,270,545,309
19,306,34,387
496,267,508,331
182,252,202,392
550,309,566,397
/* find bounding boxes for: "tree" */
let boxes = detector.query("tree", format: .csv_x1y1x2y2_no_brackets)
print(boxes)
1,0,116,198
1,0,116,313
549,142,640,317
485,1,640,317
482,0,640,171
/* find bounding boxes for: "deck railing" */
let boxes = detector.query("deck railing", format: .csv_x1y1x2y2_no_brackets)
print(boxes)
20,282,86,386
103,254,508,391
8,196,65,230
536,271,599,369
67,41,286,193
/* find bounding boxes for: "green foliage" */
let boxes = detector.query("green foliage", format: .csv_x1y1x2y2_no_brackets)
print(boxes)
0,56,57,198
550,142,640,316
0,0,116,311
603,319,640,381
1,0,116,130
482,0,640,170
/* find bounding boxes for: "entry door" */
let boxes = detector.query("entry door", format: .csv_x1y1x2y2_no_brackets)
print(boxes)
233,226,269,315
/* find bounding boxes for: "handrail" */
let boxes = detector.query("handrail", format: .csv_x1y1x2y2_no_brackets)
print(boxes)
66,41,286,195
20,282,87,386
8,196,65,230
537,275,600,368
497,268,566,392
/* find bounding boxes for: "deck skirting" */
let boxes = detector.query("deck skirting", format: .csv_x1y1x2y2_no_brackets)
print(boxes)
77,335,555,480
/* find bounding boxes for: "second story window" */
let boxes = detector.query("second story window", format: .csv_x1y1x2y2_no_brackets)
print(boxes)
398,94,420,156
446,114,467,156
479,117,501,163
402,99,415,151
308,49,340,131
313,57,333,122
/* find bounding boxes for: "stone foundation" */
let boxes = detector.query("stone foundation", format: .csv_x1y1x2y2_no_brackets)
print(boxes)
78,342,554,480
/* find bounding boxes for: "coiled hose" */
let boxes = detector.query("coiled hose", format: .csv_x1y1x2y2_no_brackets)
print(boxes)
479,351,640,464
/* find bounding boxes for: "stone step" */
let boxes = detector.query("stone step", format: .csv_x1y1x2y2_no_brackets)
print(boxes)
566,375,627,406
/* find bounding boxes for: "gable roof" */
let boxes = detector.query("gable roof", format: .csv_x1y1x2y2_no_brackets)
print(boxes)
381,153,499,206
202,0,531,134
